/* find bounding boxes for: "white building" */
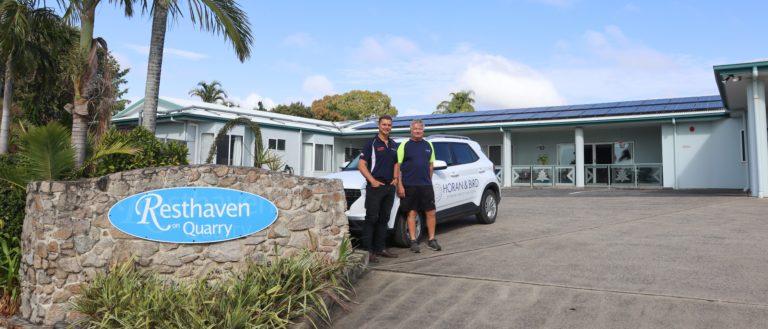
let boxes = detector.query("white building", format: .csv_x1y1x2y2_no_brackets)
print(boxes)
112,60,768,197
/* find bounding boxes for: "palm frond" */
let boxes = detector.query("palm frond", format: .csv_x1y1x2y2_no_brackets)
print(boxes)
184,0,253,62
82,138,139,170
16,122,75,181
0,164,27,191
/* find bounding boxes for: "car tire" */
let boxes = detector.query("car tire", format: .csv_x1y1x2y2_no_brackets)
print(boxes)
393,210,424,247
476,189,498,224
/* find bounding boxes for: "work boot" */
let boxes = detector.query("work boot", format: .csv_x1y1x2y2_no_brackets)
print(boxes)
377,249,399,258
427,239,442,251
410,240,420,253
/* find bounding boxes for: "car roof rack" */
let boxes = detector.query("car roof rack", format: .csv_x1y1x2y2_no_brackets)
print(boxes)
426,134,470,140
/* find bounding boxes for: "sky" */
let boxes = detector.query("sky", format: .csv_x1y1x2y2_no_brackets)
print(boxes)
91,0,768,116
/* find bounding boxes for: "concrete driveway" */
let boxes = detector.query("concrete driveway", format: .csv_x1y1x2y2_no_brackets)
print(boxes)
330,189,768,329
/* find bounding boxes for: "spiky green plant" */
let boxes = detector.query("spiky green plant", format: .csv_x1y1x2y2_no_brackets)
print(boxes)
71,242,354,329
0,233,20,315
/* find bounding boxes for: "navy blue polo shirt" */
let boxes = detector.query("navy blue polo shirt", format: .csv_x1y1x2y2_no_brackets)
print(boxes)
359,135,398,181
397,139,435,186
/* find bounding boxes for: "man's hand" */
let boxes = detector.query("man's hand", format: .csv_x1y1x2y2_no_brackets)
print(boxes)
397,186,405,198
370,180,383,188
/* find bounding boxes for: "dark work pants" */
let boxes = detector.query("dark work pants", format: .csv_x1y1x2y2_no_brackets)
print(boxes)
363,184,395,252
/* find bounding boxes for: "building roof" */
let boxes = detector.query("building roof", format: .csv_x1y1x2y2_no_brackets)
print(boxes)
113,95,728,135
112,96,359,134
352,95,725,130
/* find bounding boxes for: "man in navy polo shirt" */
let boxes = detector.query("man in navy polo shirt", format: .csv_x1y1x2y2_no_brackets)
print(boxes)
395,119,441,253
358,115,399,263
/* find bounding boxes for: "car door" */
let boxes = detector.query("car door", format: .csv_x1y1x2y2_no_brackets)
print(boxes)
431,142,454,211
444,142,482,208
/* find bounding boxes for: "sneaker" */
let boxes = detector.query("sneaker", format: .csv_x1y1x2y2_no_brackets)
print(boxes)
410,240,420,253
427,239,442,251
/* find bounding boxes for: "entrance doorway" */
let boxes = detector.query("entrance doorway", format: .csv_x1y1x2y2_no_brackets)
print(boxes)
584,143,613,184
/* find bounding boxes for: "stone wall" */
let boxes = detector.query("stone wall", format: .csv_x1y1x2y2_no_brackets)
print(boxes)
19,165,348,325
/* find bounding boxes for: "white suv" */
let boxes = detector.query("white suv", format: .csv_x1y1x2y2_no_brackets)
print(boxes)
325,135,501,247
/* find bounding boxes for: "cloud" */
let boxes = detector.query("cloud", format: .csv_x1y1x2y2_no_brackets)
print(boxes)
111,51,132,69
460,55,564,108
545,25,717,102
126,44,208,60
303,75,335,97
230,93,276,110
343,41,564,114
352,36,419,62
164,48,208,60
282,32,313,47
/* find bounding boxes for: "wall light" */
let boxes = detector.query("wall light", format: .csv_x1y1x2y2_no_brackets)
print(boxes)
722,74,743,83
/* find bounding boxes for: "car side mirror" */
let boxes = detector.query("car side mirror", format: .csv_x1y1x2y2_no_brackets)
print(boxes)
433,160,448,170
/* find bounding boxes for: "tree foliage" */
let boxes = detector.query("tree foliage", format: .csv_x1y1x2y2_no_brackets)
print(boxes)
271,102,312,118
435,90,475,114
91,127,188,177
0,0,75,153
189,80,228,104
311,90,398,121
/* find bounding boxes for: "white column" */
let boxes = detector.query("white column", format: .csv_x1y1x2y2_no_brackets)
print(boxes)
746,98,758,196
575,127,585,187
747,75,767,198
503,129,513,187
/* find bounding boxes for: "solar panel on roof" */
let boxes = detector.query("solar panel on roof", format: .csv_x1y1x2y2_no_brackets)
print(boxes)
603,107,638,115
568,104,593,111
357,123,378,129
554,111,583,118
504,113,536,120
616,100,644,107
578,108,610,116
392,122,410,128
528,112,556,119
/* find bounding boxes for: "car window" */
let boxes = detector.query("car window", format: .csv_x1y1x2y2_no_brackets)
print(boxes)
432,142,454,166
451,143,479,165
342,155,360,171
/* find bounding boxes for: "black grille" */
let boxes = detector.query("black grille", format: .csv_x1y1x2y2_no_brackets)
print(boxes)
344,189,362,210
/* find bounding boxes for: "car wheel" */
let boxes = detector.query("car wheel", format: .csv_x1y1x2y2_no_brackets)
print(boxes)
393,210,424,247
476,189,498,224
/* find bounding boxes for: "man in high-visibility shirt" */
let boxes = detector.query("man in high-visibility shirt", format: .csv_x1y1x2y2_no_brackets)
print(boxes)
395,119,441,253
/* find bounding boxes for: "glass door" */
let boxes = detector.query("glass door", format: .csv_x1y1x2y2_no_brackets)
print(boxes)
584,143,612,184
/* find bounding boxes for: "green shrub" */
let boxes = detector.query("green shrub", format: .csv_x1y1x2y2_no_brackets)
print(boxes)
0,156,25,238
71,241,353,328
92,127,189,177
0,233,21,315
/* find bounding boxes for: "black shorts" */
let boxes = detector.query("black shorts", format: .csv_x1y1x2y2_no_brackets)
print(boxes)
401,185,436,212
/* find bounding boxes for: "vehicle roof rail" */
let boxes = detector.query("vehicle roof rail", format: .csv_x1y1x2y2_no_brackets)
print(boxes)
426,134,471,140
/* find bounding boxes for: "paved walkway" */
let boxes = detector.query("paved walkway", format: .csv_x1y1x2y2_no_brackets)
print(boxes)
331,189,768,329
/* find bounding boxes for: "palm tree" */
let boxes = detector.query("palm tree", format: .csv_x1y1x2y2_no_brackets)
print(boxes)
189,80,228,104
434,90,476,114
141,0,252,133
0,0,68,154
58,0,138,166
0,122,137,190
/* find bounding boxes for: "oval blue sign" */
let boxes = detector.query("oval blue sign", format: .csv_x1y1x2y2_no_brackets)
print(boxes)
108,187,278,244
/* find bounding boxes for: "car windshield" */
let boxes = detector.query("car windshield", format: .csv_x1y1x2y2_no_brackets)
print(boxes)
342,155,361,171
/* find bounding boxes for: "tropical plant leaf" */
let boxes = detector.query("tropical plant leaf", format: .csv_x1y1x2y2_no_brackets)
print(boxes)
16,122,75,181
